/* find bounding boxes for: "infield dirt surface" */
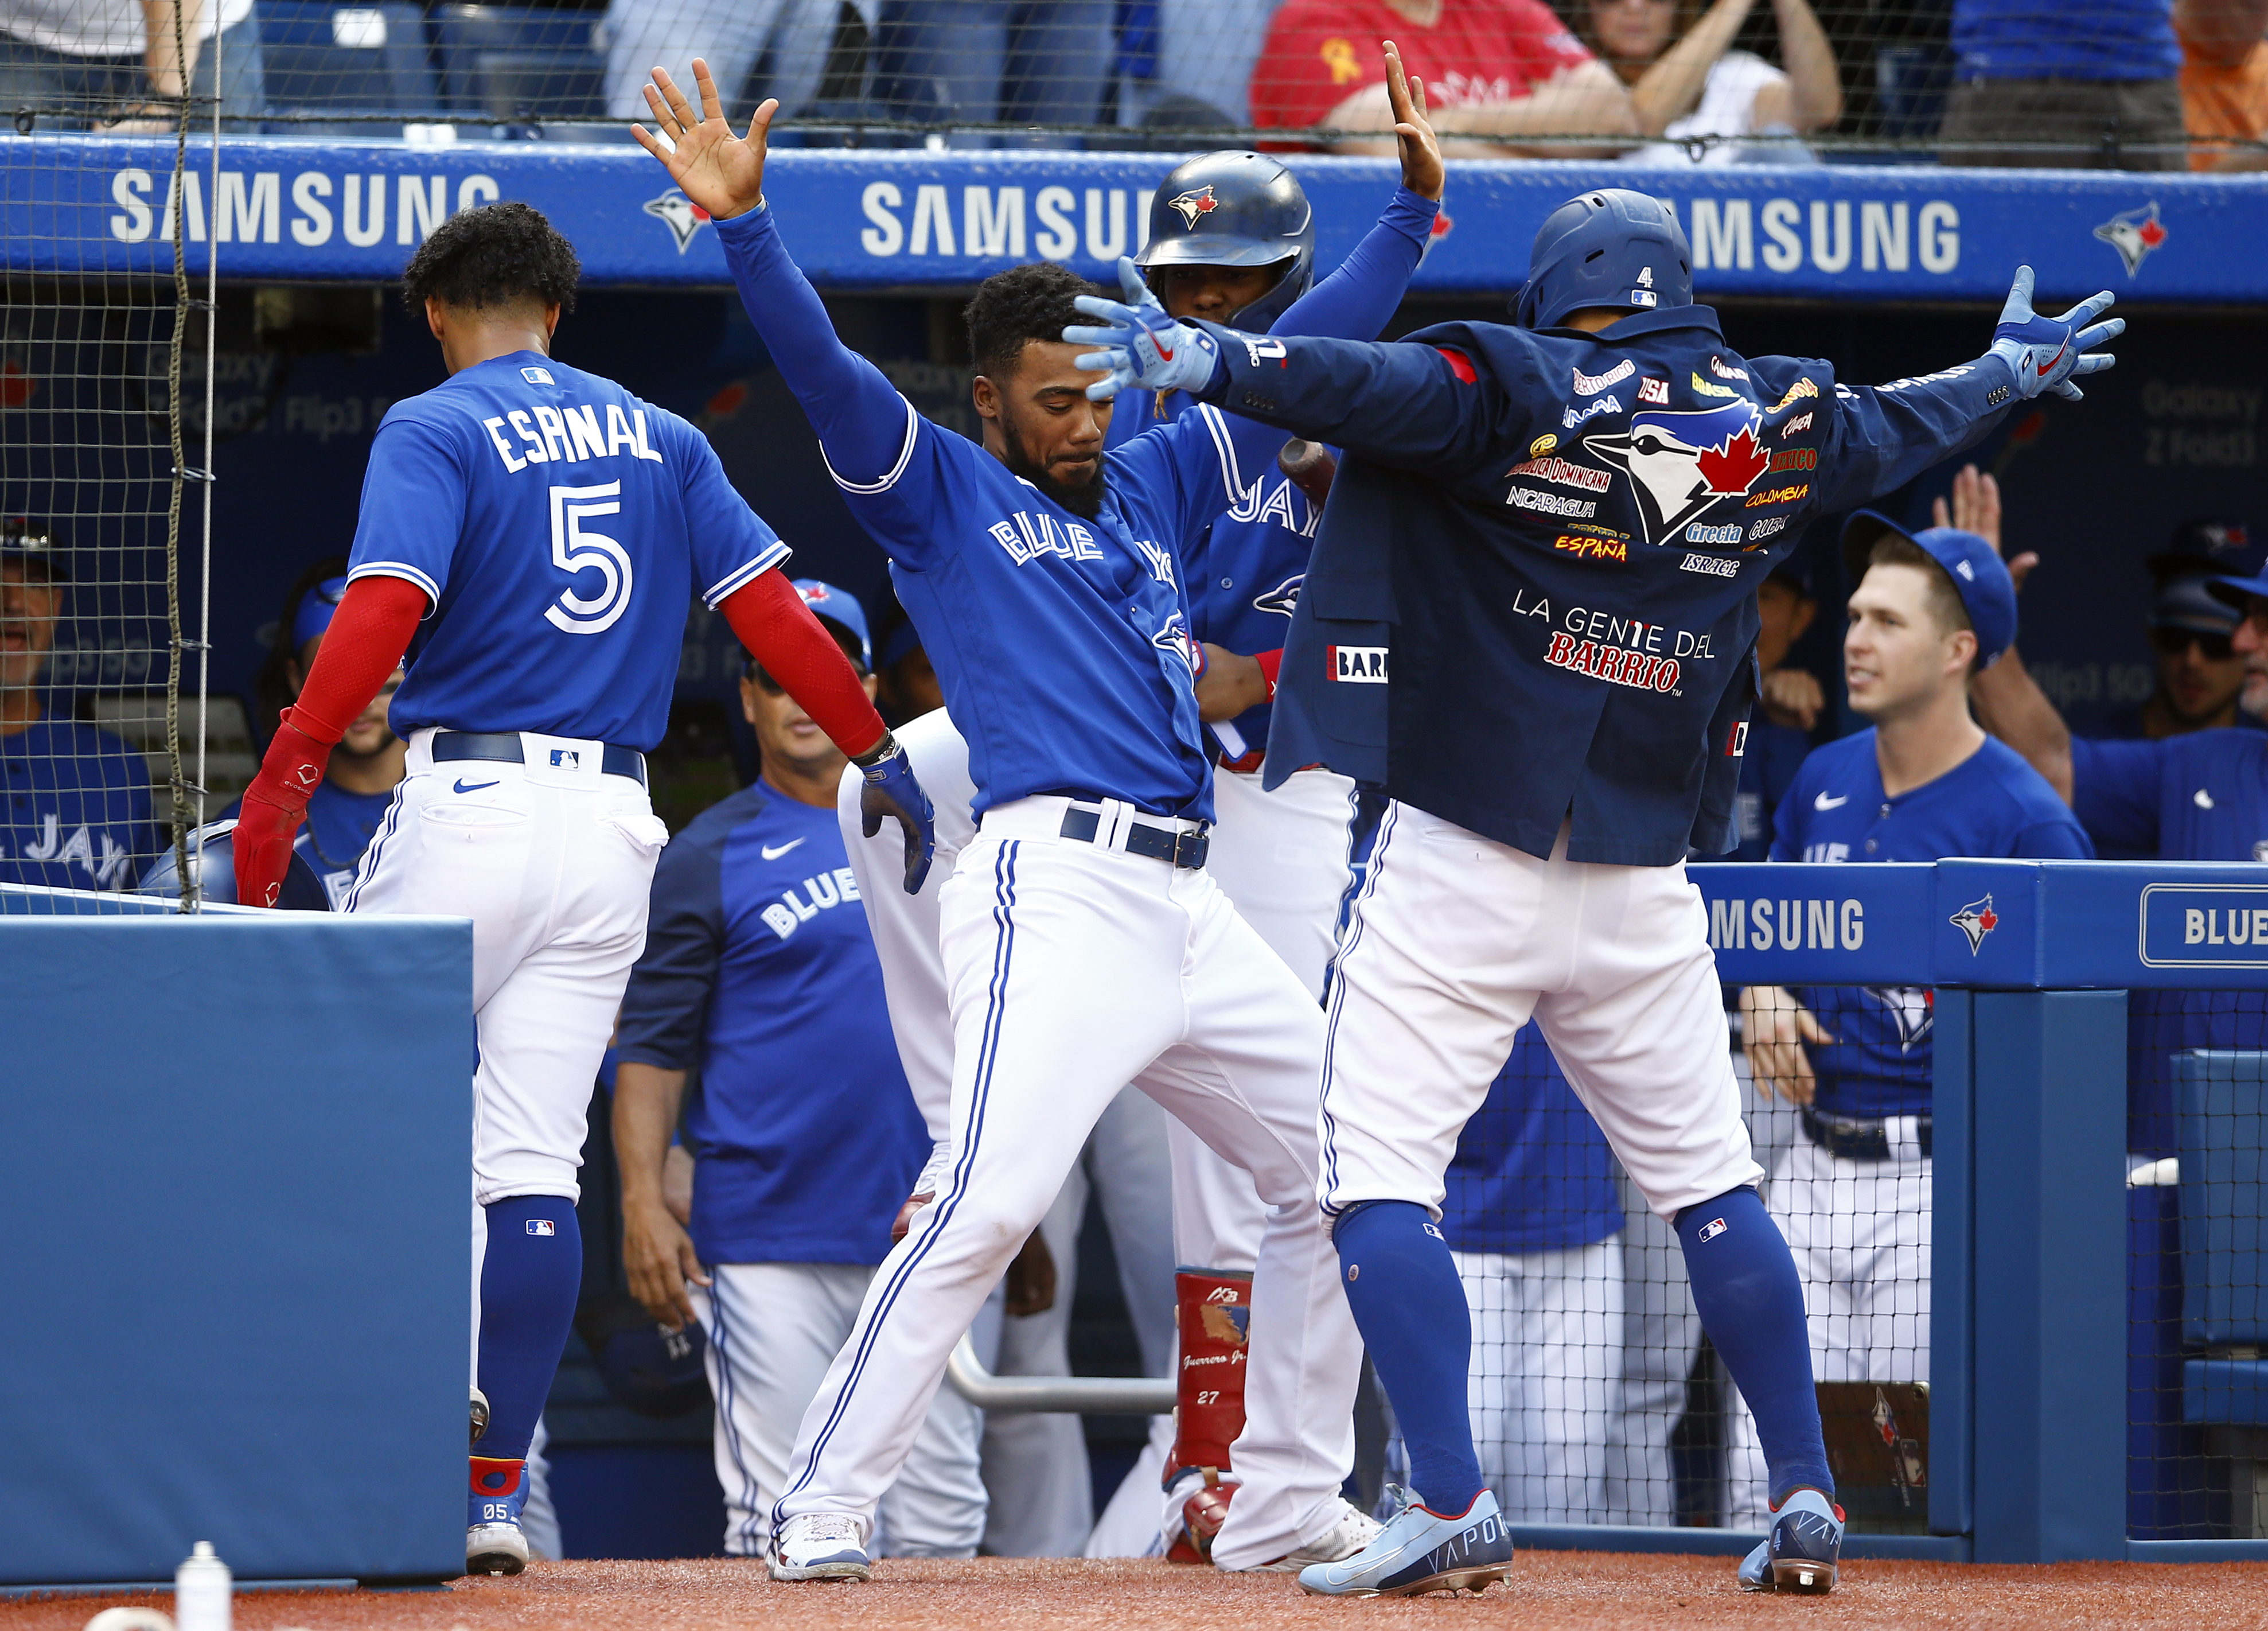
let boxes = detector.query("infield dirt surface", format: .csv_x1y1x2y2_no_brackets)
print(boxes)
9,1555,2268,1631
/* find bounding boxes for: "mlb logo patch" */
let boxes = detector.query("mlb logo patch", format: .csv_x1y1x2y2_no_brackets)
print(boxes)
1697,1217,1728,1243
521,366,554,386
527,1219,556,1236
549,748,580,770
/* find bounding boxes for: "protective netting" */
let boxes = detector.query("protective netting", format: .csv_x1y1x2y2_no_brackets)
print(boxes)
5,1,2261,168
1,44,216,908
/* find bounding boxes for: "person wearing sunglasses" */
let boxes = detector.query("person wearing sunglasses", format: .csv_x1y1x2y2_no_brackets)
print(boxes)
2130,520,2268,740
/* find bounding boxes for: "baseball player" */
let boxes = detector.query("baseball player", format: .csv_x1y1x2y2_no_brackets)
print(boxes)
1073,190,2121,1594
1445,1023,1624,1522
1727,513,2090,1525
612,580,985,1561
1,521,157,892
226,203,933,1578
634,59,1401,1582
228,570,406,907
1729,560,1822,861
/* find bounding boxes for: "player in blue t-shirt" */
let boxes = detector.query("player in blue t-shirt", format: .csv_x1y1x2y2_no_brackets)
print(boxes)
613,581,984,1562
225,204,926,1579
1,521,157,893
1729,511,2088,1525
634,59,1402,1580
1441,1023,1623,1523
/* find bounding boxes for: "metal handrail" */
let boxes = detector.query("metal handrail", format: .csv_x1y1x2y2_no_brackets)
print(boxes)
944,1334,1174,1414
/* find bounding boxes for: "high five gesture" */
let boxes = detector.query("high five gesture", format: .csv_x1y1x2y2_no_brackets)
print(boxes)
632,60,773,223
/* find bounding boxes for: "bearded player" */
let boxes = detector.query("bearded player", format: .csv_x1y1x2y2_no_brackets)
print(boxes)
1073,196,2121,1594
226,202,933,1576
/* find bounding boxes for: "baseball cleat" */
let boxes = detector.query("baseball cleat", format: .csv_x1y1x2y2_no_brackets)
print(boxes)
768,1512,872,1581
1297,1486,1514,1598
470,1387,490,1449
466,1520,528,1576
1252,1497,1384,1572
1737,1488,1844,1594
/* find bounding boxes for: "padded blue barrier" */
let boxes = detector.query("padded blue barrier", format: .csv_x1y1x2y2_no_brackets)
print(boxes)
0,905,471,1586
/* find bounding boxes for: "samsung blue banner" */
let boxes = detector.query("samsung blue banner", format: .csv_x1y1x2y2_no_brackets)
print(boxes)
9,135,2264,299
1693,861,2268,991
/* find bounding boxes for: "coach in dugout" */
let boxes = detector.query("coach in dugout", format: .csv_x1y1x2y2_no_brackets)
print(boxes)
1728,510,2089,1525
610,579,986,1563
0,518,156,891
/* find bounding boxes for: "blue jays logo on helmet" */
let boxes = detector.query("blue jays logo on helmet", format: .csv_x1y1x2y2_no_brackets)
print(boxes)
1584,400,1768,547
1168,185,1220,228
1253,574,1303,617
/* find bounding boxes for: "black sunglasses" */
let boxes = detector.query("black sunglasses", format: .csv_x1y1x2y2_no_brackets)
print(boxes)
2150,626,2235,661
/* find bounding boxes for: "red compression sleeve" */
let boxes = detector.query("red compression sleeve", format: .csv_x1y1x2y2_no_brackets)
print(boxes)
287,574,427,744
1254,648,1283,702
719,570,888,759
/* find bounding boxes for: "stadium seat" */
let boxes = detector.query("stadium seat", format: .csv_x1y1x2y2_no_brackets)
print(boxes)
257,1,446,133
428,5,606,122
2177,1050,2268,1535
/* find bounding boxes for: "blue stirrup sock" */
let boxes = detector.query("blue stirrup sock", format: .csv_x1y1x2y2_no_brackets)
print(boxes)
1331,1200,1486,1517
1677,1185,1835,1509
476,1195,582,1470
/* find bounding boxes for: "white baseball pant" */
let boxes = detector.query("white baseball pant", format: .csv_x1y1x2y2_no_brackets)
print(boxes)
1723,1133,1930,1527
777,798,1359,1569
1320,803,1762,1223
1456,1239,1623,1523
694,1259,986,1558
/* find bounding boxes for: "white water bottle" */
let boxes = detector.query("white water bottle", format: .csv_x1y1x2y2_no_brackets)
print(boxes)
174,1542,231,1631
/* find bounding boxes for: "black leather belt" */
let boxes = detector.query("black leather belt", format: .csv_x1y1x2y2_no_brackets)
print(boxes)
431,730,646,787
1802,1105,1931,1162
1059,805,1209,870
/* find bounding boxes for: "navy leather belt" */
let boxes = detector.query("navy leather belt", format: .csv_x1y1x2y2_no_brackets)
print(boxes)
431,730,647,787
1058,805,1209,870
1802,1106,1931,1163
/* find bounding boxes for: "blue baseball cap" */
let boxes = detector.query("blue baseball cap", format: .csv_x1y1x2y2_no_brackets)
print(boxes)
792,578,870,670
290,575,350,650
2150,519,2263,584
1,518,66,582
1841,512,2018,669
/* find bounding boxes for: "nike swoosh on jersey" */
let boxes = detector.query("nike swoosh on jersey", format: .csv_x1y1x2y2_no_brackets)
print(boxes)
453,778,500,794
1814,792,1850,811
2196,788,2216,809
761,837,807,861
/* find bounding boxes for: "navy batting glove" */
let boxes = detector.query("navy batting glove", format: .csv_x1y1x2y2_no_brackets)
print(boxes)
1988,265,2123,402
1063,257,1222,402
856,731,936,893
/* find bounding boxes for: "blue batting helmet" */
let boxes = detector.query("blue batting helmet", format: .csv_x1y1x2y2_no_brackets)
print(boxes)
136,818,333,910
1135,151,1315,334
1513,189,1693,332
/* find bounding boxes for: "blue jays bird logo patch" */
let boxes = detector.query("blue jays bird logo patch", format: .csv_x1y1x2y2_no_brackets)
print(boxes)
1585,401,1770,548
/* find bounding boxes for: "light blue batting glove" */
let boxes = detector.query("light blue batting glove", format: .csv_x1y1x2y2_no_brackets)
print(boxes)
1987,265,2123,402
1063,257,1222,402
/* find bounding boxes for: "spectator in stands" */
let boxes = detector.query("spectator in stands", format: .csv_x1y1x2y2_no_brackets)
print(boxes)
605,0,876,126
1443,1024,1623,1522
868,0,1114,145
0,0,263,129
0,520,157,893
1250,0,1640,155
1939,0,2188,169
235,562,405,908
613,580,985,1561
1727,511,2090,1524
1579,0,1843,165
1115,0,1284,131
2176,0,2268,168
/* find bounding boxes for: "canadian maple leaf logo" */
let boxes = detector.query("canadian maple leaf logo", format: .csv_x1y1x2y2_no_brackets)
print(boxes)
1696,424,1768,496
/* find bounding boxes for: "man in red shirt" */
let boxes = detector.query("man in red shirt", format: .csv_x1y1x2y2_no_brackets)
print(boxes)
1252,0,1637,154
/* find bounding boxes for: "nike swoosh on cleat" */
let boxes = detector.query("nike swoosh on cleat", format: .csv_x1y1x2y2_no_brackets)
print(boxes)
453,778,500,794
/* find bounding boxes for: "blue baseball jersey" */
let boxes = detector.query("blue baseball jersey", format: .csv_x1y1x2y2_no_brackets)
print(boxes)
0,718,157,892
347,352,790,753
2070,730,2268,1154
1771,730,2092,1117
615,781,927,1266
720,205,1246,821
1441,1021,1623,1256
220,776,394,908
1104,186,1439,761
1723,715,1811,862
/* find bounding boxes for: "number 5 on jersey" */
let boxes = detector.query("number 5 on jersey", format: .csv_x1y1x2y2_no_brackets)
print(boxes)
547,481,632,635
